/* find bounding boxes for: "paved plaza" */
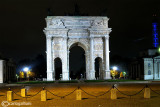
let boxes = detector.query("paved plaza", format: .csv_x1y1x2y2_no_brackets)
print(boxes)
0,83,160,107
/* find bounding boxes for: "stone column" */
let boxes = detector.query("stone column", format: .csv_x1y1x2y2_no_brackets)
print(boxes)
67,51,70,80
154,60,157,79
52,39,55,80
86,51,89,80
104,35,111,79
46,36,53,81
62,37,69,80
89,37,95,80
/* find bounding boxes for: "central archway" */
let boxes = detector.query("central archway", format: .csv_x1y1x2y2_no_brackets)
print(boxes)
69,43,86,80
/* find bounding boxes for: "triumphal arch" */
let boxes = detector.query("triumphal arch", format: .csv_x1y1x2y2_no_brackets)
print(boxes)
44,16,112,81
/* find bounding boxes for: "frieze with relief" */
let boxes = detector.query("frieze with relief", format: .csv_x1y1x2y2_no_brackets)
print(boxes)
90,31,108,35
53,44,63,50
49,19,65,28
94,51,103,59
91,18,108,28
94,44,103,50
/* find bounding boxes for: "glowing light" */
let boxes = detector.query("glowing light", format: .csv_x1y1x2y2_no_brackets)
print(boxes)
158,47,160,53
113,66,118,71
23,67,29,72
123,72,126,75
152,22,159,48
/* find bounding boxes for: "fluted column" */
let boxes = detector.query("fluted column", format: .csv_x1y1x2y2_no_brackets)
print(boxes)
67,50,70,80
86,51,90,80
46,36,53,81
52,39,55,80
89,37,95,80
104,35,111,79
62,37,69,80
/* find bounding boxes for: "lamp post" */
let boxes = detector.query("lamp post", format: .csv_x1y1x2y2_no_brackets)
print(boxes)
23,67,30,81
112,66,118,80
16,74,19,82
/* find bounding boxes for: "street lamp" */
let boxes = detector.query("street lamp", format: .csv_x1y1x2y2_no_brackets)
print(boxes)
23,67,30,81
23,67,29,72
158,47,160,53
111,66,118,79
113,66,118,71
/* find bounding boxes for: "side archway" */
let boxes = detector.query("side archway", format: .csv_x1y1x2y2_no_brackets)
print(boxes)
54,57,62,80
95,57,103,80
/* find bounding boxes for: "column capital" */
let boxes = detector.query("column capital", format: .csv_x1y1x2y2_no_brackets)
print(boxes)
104,35,109,39
63,36,68,40
90,37,94,39
46,36,52,39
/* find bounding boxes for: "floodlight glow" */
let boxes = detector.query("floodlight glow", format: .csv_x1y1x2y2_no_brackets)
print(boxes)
113,66,118,70
158,47,160,53
23,67,29,72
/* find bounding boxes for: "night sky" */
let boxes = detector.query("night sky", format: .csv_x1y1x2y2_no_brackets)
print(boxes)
0,0,160,62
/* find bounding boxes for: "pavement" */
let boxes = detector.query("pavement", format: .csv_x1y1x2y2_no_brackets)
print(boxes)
0,80,153,87
0,82,160,107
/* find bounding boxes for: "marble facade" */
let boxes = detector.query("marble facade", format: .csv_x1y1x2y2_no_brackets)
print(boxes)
144,56,160,80
44,16,112,81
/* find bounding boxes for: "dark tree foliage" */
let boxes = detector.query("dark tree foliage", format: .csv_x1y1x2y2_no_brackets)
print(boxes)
0,53,3,59
33,54,46,78
110,55,130,73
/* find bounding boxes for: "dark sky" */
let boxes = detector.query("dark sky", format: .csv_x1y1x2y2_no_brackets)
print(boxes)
0,0,160,62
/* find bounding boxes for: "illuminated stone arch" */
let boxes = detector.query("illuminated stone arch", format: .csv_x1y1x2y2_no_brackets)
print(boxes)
44,16,112,80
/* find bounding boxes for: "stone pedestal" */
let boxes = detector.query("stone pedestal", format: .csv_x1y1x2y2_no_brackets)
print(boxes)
21,88,26,97
76,90,82,100
7,91,13,101
41,90,47,101
111,89,117,100
47,72,53,81
88,72,95,80
62,71,69,80
144,88,150,98
103,71,111,80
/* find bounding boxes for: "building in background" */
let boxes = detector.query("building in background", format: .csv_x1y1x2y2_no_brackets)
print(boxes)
129,50,160,80
0,59,16,83
129,14,160,80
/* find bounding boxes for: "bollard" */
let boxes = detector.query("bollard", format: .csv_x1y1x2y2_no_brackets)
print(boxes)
21,88,26,97
144,88,150,98
41,90,47,101
76,89,82,100
111,88,117,100
7,91,13,101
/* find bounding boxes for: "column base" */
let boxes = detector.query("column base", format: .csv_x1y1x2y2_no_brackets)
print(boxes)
86,71,95,80
47,78,54,81
103,70,111,80
47,71,54,81
62,71,69,80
